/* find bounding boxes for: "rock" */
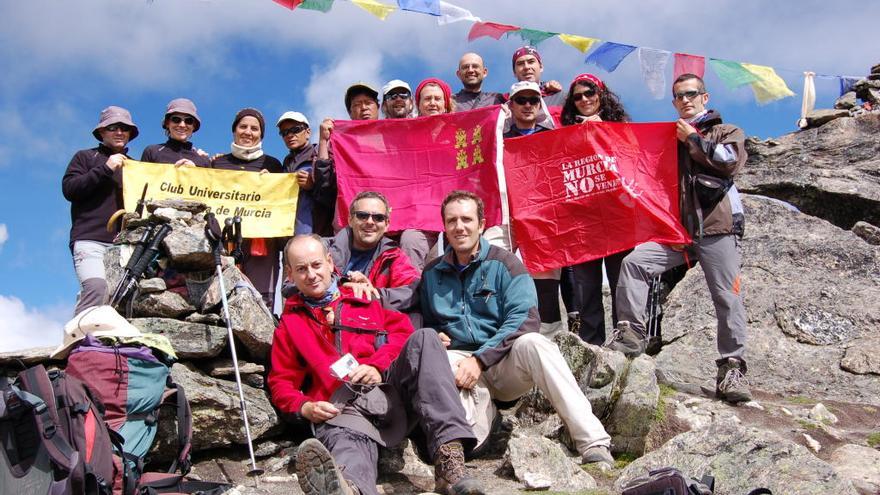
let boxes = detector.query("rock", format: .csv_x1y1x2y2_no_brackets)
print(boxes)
185,312,222,325
206,359,265,377
156,363,281,454
522,472,552,490
133,291,196,319
835,91,858,110
153,207,193,223
243,374,264,389
225,287,276,362
852,221,880,245
614,422,857,494
0,346,56,367
252,439,292,458
872,63,880,75
803,433,821,452
654,196,880,405
139,277,166,294
804,108,851,128
553,331,628,417
103,244,128,295
808,403,839,424
840,336,880,375
130,318,227,360
741,113,880,230
200,264,249,312
146,199,207,214
504,436,596,491
829,444,880,495
606,354,660,455
161,221,214,270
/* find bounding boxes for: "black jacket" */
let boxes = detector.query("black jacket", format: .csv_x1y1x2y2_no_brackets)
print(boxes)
62,144,126,250
140,139,211,167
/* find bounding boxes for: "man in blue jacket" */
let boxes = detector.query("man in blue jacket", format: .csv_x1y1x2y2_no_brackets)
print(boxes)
419,190,613,465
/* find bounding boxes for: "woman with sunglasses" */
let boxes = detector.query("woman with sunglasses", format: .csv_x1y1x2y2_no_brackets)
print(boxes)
213,108,285,312
560,73,631,346
140,98,210,167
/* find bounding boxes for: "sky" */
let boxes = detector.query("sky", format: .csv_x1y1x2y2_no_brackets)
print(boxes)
0,0,875,352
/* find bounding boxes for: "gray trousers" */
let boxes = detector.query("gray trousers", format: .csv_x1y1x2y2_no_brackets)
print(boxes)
314,328,475,495
399,229,439,271
615,236,747,360
72,240,110,315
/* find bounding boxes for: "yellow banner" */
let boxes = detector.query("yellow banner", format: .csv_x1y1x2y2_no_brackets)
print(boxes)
122,160,298,238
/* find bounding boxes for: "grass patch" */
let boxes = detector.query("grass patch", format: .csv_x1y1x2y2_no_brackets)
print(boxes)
580,452,637,479
785,396,816,406
652,384,677,422
796,419,819,430
867,432,880,448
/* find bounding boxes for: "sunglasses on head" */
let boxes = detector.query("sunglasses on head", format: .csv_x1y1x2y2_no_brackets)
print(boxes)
279,125,308,137
352,211,388,223
385,91,411,101
512,95,541,106
169,115,196,126
105,124,131,133
572,88,598,101
673,90,704,101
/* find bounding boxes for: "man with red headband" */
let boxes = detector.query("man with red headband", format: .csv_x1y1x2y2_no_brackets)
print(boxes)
509,46,565,109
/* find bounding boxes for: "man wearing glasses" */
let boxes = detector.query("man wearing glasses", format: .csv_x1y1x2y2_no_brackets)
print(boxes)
380,80,414,119
452,52,504,111
277,111,334,236
326,191,421,314
607,73,752,404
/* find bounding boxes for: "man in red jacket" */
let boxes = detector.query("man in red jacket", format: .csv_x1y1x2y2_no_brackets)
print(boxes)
269,235,481,495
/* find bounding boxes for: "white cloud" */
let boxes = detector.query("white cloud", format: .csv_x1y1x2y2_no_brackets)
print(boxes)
0,296,67,353
0,224,7,252
305,51,385,123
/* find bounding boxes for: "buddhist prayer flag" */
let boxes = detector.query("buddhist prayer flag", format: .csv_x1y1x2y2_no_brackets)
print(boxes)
839,76,859,96
331,106,504,232
558,34,600,53
437,1,479,24
272,0,303,9
397,0,440,15
122,161,299,238
638,47,671,99
351,0,397,20
514,28,557,46
742,63,796,104
708,59,759,90
300,0,334,11
467,21,519,41
503,122,689,273
673,53,705,79
585,42,637,72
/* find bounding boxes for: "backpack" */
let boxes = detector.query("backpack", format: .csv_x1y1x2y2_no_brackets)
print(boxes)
64,337,193,495
3,365,121,495
622,467,773,495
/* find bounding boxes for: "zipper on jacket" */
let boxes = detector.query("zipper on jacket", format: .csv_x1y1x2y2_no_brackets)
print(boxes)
459,269,478,345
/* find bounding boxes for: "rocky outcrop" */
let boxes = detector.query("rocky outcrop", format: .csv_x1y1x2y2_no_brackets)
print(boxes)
655,195,880,404
130,318,227,359
829,444,880,495
504,436,596,492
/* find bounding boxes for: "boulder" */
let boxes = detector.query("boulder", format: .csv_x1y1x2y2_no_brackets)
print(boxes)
185,312,222,325
655,196,880,405
606,354,660,455
225,287,276,362
139,277,166,294
153,207,193,223
0,346,56,367
133,290,196,319
614,422,858,494
840,336,880,375
554,331,628,417
206,359,265,377
852,221,880,245
804,108,850,128
130,318,227,360
146,199,207,214
161,220,214,270
834,91,858,110
504,436,596,492
741,112,880,230
200,264,249,312
829,444,880,495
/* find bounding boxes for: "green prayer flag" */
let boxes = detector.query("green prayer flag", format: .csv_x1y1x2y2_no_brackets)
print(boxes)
300,0,333,12
708,59,759,91
513,28,557,46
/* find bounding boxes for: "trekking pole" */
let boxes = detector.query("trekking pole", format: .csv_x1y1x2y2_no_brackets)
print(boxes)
204,213,264,478
648,275,661,339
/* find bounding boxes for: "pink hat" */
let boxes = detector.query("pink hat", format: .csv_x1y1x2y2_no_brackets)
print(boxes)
92,106,139,141
415,78,453,114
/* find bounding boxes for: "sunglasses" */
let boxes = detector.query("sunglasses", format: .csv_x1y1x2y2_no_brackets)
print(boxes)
572,88,598,101
352,211,388,223
385,91,411,101
279,125,308,137
512,96,541,106
673,90,705,101
104,124,131,133
169,115,196,125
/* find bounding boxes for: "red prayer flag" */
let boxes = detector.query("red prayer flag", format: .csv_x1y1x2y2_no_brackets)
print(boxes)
674,53,706,80
467,21,520,41
503,122,690,273
332,106,503,232
272,0,303,9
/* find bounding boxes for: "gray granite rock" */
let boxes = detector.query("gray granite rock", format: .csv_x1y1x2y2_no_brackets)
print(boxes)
504,436,596,492
130,318,227,360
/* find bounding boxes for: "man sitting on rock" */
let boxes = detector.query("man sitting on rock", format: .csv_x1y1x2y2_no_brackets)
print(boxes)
606,73,752,404
326,191,420,314
268,234,482,495
418,190,614,466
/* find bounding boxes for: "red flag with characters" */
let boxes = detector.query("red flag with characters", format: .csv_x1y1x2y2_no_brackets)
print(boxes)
503,121,690,273
331,106,504,232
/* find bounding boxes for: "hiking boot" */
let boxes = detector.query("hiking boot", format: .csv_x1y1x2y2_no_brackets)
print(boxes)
581,445,614,465
434,440,485,495
716,358,752,404
603,321,647,358
296,438,357,495
567,313,581,335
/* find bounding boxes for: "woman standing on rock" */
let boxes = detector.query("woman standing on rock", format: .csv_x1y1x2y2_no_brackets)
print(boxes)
140,98,211,167
212,108,284,313
62,106,139,315
560,73,632,346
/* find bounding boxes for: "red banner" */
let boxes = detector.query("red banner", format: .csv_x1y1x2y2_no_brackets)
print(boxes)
332,106,503,232
503,122,690,273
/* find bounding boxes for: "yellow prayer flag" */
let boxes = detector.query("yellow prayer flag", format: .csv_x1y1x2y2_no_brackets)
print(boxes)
351,0,396,20
742,63,795,104
558,34,600,53
122,161,299,238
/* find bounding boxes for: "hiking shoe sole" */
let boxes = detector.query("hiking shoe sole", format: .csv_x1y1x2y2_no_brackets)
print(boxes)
296,438,351,495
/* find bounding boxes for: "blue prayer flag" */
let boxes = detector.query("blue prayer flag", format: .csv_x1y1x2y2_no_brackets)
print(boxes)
585,42,637,72
397,0,440,15
839,77,859,96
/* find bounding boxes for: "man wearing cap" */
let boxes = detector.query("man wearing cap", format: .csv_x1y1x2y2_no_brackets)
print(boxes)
270,234,482,495
140,98,210,167
380,80,414,119
278,111,333,236
453,52,504,111
62,106,139,315
509,46,565,112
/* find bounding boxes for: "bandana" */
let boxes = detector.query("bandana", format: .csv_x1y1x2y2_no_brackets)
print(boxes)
570,73,606,92
512,46,542,69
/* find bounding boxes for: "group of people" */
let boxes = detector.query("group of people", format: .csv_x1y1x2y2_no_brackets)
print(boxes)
63,44,752,495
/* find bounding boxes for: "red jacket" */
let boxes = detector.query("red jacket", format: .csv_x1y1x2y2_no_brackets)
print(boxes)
268,286,414,416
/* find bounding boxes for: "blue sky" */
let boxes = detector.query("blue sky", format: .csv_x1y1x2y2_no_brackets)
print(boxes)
0,0,875,352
